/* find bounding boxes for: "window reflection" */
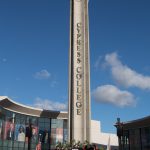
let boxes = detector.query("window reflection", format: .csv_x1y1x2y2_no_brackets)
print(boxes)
31,126,38,143
17,125,25,142
0,119,3,139
0,106,68,150
5,118,15,140
51,119,67,148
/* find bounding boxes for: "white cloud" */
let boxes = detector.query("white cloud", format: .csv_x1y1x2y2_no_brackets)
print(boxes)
33,97,67,111
92,85,136,107
94,55,108,70
34,69,51,79
105,52,150,90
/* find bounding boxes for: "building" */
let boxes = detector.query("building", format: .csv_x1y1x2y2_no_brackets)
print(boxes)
115,117,150,150
0,96,118,149
91,120,118,150
0,96,68,150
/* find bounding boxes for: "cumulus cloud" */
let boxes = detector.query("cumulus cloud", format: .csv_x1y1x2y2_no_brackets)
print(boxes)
92,85,136,107
33,97,67,111
105,52,150,90
34,69,51,79
94,56,108,70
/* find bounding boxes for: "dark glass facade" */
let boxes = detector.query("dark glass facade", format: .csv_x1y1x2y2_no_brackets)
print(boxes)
0,106,68,150
141,127,150,150
119,127,150,150
116,117,150,150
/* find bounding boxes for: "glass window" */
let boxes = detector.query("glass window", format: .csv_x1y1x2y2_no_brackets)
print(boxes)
19,141,24,147
122,130,129,150
0,117,4,140
14,141,19,147
51,119,66,148
3,147,8,150
56,128,63,143
141,126,150,150
56,119,63,128
51,119,56,124
44,118,50,123
63,119,68,142
129,129,141,150
3,140,8,146
38,118,50,150
51,123,56,128
0,140,2,146
31,126,38,144
4,116,15,140
0,108,68,150
63,129,68,142
25,116,38,146
15,124,25,142
31,117,38,126
7,140,13,147
39,118,45,123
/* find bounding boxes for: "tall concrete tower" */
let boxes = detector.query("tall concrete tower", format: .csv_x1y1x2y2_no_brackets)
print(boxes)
68,0,91,143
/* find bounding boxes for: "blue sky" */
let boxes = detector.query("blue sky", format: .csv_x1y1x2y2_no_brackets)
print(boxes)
0,0,150,133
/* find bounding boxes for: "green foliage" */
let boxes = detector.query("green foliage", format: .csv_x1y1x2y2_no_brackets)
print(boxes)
55,140,97,150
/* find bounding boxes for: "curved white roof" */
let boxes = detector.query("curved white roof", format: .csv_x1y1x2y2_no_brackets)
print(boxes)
0,96,68,119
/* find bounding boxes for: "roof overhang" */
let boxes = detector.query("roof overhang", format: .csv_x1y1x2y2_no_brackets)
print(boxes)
121,116,150,130
0,96,68,119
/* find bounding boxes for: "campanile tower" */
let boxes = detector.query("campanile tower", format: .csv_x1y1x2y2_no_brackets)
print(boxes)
68,0,91,143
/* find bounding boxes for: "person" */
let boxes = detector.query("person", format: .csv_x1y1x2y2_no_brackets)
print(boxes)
31,127,37,143
42,129,49,143
7,121,14,140
18,126,25,142
25,123,32,142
